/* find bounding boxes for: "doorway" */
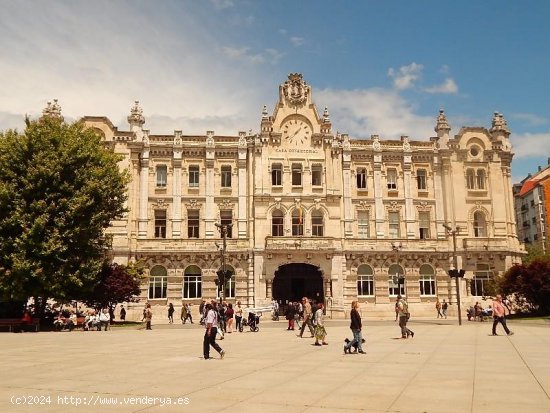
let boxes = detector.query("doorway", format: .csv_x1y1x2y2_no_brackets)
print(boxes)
272,263,324,305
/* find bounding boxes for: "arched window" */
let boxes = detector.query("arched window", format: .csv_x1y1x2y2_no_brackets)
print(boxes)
217,265,235,299
419,264,436,296
148,265,167,299
388,264,405,296
466,169,475,189
311,210,324,237
476,169,486,190
357,265,374,296
292,208,304,236
473,211,487,237
183,265,202,299
272,209,284,236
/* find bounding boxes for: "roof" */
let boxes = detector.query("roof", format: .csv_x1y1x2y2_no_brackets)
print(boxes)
518,178,539,197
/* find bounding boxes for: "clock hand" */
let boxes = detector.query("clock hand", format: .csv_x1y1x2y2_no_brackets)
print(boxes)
290,127,302,139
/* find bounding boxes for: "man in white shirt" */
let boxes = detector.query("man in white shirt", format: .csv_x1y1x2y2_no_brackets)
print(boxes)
203,303,225,360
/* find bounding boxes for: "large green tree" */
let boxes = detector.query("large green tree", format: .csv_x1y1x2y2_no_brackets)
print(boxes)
0,116,128,315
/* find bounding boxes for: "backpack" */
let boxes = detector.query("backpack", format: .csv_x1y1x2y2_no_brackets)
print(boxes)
401,299,410,320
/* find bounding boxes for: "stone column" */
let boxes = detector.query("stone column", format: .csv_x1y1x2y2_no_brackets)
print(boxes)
172,131,183,238
138,141,150,239
205,131,215,238
238,132,248,238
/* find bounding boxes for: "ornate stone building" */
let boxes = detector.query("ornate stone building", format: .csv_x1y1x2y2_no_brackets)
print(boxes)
82,73,523,319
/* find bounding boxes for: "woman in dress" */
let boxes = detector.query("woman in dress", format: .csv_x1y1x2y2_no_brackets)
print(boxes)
313,303,328,346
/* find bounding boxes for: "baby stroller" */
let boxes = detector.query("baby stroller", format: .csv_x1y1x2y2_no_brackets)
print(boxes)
242,311,260,332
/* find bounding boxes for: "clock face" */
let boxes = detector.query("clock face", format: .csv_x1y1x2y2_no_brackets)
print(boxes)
282,118,311,145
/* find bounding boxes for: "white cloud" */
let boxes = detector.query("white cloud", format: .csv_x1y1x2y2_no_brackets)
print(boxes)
511,113,548,127
211,0,234,10
424,78,459,94
0,2,274,135
511,132,550,159
387,63,424,90
290,36,305,46
316,87,435,139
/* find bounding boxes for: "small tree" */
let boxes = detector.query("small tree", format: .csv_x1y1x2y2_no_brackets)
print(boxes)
498,258,550,315
83,262,143,321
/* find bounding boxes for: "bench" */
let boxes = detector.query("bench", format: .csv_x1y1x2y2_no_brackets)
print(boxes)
0,318,40,332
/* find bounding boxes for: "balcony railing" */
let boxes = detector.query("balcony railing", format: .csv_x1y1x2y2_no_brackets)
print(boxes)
264,236,336,251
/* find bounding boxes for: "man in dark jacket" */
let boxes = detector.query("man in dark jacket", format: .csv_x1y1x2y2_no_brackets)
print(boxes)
344,301,365,354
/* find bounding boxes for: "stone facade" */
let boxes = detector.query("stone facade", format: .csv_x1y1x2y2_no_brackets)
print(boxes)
81,74,523,320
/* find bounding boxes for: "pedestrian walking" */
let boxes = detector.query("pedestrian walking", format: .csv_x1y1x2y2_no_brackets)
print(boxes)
203,303,225,360
225,303,234,333
144,303,153,330
167,303,175,324
344,301,365,354
313,303,328,346
436,299,443,318
297,297,315,338
396,295,414,338
285,302,296,330
120,305,126,321
99,309,110,331
442,299,448,319
235,301,243,332
492,295,514,336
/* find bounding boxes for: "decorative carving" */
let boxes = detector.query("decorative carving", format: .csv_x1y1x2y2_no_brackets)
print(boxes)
357,200,371,211
174,130,182,146
206,131,215,147
282,73,310,106
238,131,247,148
415,201,432,212
402,136,411,152
490,112,510,134
218,199,234,210
153,199,168,209
185,199,202,209
41,99,64,121
127,101,145,126
372,135,381,151
143,130,150,144
434,109,450,133
323,107,330,123
386,201,402,212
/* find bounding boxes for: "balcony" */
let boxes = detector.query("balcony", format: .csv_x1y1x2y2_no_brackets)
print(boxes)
461,237,510,251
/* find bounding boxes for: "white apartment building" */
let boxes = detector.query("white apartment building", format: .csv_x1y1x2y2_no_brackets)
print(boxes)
81,73,523,319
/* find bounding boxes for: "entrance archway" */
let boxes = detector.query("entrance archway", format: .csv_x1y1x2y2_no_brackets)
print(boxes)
272,263,324,305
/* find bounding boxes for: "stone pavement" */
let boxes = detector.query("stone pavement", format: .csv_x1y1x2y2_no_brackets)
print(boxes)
1,318,549,413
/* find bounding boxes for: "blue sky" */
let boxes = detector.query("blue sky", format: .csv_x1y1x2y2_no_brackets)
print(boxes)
0,0,549,183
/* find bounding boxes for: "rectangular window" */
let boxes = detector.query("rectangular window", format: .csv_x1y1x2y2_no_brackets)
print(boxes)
187,210,199,238
312,164,322,186
221,166,232,188
183,275,202,299
387,169,397,190
471,263,491,296
357,168,367,189
220,210,233,238
217,277,235,299
148,276,167,299
154,210,167,238
312,214,323,237
389,211,400,238
419,275,436,296
476,170,486,190
358,211,369,238
357,275,374,296
416,169,427,190
189,165,199,187
156,165,167,188
419,211,430,239
388,276,405,296
292,164,302,186
272,214,284,236
272,163,282,186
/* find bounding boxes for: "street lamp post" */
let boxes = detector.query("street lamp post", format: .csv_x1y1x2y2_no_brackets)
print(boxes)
215,222,232,303
443,224,462,326
391,243,404,296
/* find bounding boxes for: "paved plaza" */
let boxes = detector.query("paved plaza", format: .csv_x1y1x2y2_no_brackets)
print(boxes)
1,317,549,413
